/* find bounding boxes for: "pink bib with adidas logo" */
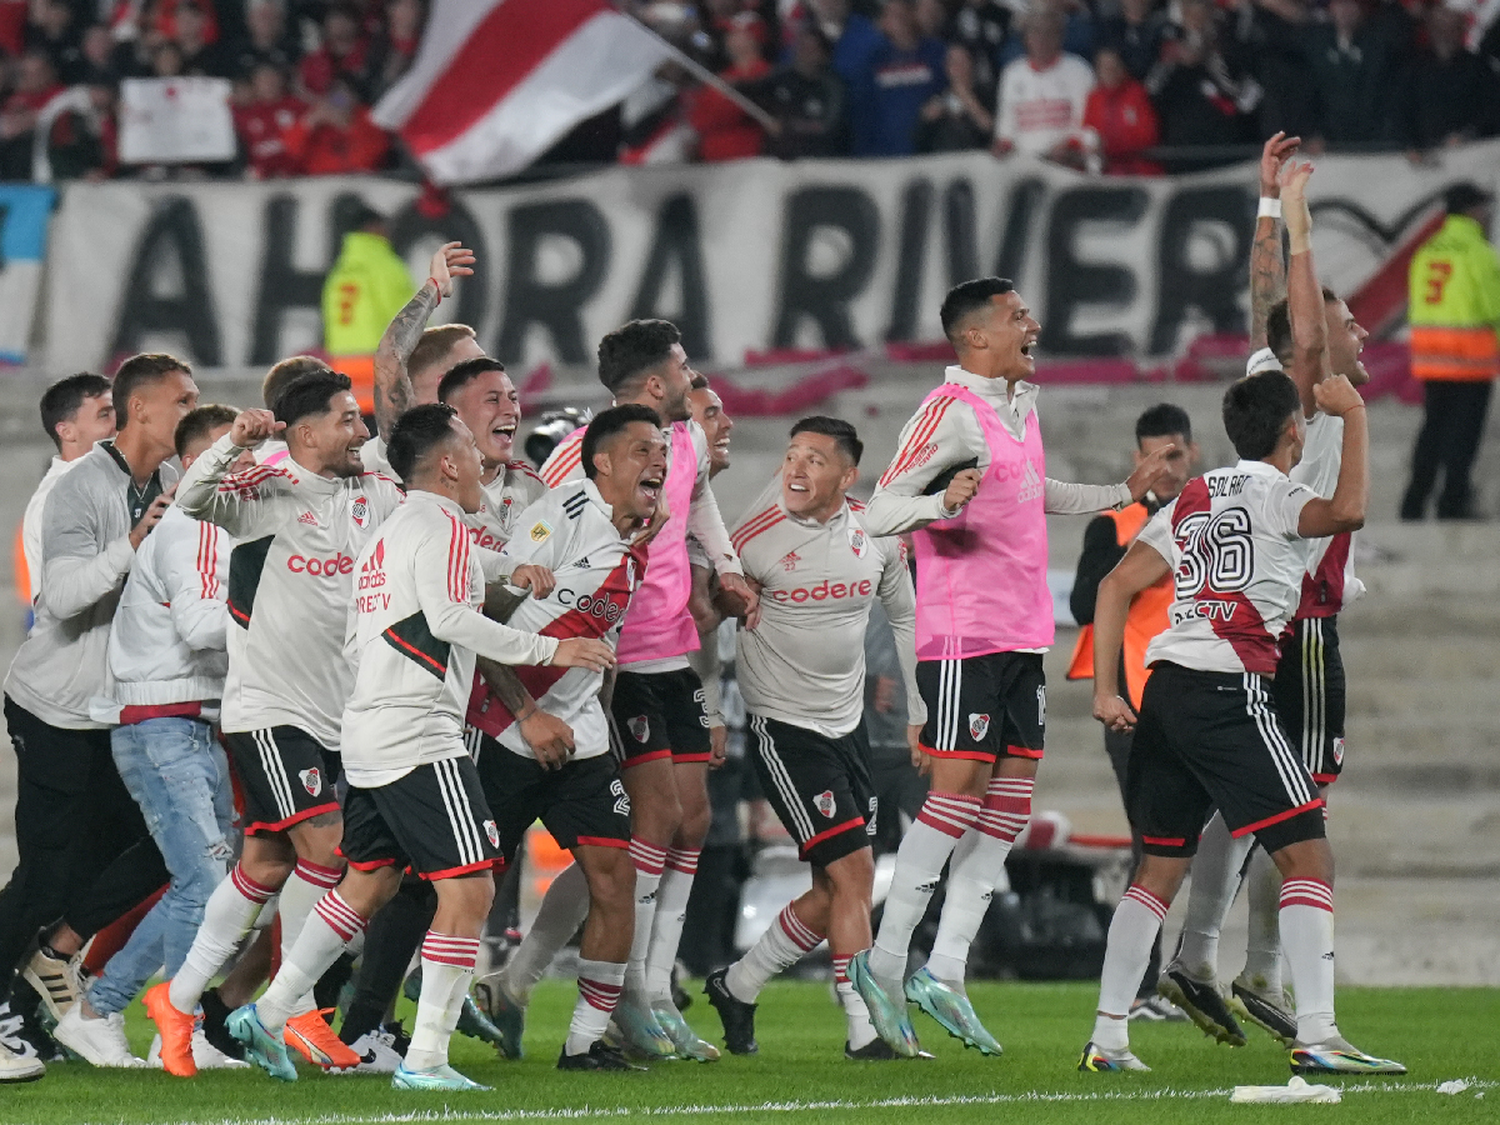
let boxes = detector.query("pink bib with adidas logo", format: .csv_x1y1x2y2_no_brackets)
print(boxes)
912,384,1053,659
617,421,700,664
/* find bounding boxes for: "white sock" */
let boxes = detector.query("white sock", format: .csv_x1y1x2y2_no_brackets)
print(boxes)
926,776,1031,986
1092,885,1167,1049
404,933,479,1071
645,848,698,1003
1177,812,1253,979
1241,846,1284,990
724,903,822,1004
625,839,666,999
867,792,980,985
169,864,276,1013
831,954,877,1050
256,890,367,1033
1278,878,1337,1044
278,859,343,1014
566,958,625,1056
506,862,590,1006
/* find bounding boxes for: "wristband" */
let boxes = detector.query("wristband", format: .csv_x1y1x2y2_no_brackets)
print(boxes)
428,278,442,306
1257,197,1282,220
515,704,537,723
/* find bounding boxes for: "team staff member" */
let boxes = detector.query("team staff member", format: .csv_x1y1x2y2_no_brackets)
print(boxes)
705,417,922,1060
321,205,414,414
853,278,1172,1057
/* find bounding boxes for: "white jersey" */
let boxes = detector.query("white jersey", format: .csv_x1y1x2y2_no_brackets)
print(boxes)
467,461,547,551
732,496,925,739
466,480,646,761
341,491,560,788
177,434,406,750
1138,460,1315,676
22,456,78,608
993,52,1094,156
360,435,392,477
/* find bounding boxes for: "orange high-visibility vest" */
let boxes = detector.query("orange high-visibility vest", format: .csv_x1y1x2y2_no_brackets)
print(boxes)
1066,503,1174,711
1408,214,1500,383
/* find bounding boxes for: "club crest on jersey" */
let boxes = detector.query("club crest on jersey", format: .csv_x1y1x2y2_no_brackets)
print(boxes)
1332,736,1345,766
847,528,868,558
351,496,370,529
779,550,801,572
611,778,630,817
968,713,990,741
483,820,500,848
299,768,322,796
814,790,837,819
628,716,650,743
530,520,552,543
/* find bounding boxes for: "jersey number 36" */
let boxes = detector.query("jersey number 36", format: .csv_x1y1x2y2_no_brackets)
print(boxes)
1173,509,1253,598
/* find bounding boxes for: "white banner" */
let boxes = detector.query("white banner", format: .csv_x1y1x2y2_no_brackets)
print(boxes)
118,77,236,165
43,143,1500,374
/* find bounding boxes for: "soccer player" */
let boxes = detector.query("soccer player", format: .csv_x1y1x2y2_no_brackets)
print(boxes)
704,417,923,1060
469,404,670,1070
1165,148,1374,1047
54,405,250,1071
224,404,610,1090
145,372,404,1076
0,355,195,1082
854,278,1172,1055
1081,367,1402,1078
535,320,756,1057
1067,403,1199,1022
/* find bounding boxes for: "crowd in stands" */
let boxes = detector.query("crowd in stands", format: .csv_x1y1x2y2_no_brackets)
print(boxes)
1,0,1498,183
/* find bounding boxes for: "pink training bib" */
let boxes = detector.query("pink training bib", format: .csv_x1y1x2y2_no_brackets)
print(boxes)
617,421,700,664
912,384,1053,659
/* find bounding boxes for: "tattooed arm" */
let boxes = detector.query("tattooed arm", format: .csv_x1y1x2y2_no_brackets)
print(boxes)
1249,132,1299,352
371,241,475,441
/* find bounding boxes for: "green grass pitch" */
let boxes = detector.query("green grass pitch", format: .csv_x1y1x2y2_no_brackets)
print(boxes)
4,981,1495,1125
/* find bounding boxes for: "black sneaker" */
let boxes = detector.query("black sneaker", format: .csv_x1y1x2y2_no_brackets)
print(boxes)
199,989,245,1061
557,1041,647,1071
846,1038,900,1060
1157,961,1246,1047
1229,976,1298,1046
703,969,757,1055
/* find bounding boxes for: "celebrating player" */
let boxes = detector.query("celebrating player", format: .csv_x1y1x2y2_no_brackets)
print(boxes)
853,278,1173,1056
704,417,924,1060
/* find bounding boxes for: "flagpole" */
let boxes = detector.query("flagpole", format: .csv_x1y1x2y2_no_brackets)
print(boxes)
634,23,780,132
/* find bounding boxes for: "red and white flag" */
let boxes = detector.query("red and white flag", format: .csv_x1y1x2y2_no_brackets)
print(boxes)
373,0,676,185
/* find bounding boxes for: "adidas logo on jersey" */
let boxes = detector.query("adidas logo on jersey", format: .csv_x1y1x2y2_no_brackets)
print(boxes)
779,550,801,572
297,511,319,527
1018,459,1043,504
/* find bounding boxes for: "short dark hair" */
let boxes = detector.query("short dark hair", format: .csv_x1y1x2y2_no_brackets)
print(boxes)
112,353,191,425
438,357,508,403
940,277,1016,343
1222,370,1300,460
410,323,477,380
262,355,332,409
581,403,662,480
689,372,711,392
1135,403,1192,446
40,372,112,448
1265,288,1340,362
175,404,239,461
273,369,354,427
790,415,863,466
387,403,460,484
597,319,681,395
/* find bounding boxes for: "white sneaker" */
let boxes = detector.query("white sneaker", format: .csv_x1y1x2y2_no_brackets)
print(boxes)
0,1040,44,1083
347,1029,404,1074
22,948,85,1022
147,1031,250,1070
53,1006,143,1068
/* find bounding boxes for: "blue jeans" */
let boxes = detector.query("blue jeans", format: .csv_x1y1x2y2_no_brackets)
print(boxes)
88,717,235,1016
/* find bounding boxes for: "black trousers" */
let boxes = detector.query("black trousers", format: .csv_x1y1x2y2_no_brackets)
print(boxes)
0,697,167,1001
1402,380,1494,519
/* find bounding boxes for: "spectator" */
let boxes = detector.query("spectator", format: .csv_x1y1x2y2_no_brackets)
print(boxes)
854,0,946,157
75,23,118,86
1082,45,1160,174
795,0,884,93
689,11,773,162
1147,0,1260,171
363,0,423,101
914,0,946,39
46,82,118,181
946,0,1011,111
998,0,1096,66
173,1,233,77
234,61,306,178
760,24,848,158
918,43,994,152
1303,0,1402,149
283,73,389,174
230,0,300,78
1224,0,1317,138
151,40,186,78
27,0,83,83
1405,6,1500,152
298,3,368,97
321,203,413,413
1098,0,1167,82
0,51,65,181
991,7,1094,161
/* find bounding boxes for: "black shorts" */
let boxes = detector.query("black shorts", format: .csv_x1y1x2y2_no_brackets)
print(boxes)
748,715,876,867
476,736,631,864
224,726,342,835
340,756,500,880
1127,663,1325,858
608,667,711,768
917,651,1045,762
1273,616,1346,786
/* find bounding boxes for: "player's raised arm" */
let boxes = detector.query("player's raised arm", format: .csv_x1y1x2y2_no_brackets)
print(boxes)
175,410,287,537
372,242,475,441
1250,132,1297,352
1297,375,1368,538
1091,538,1172,732
1281,162,1330,418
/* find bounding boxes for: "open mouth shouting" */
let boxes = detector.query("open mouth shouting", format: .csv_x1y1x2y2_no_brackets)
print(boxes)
637,472,663,511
